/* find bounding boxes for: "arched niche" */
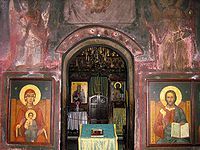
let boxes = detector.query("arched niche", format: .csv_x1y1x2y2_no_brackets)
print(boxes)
55,25,143,150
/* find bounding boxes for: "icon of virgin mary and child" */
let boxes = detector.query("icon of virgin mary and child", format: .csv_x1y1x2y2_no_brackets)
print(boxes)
15,84,48,143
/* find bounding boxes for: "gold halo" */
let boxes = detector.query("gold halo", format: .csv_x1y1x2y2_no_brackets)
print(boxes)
25,109,37,120
19,84,41,106
114,82,122,89
160,86,182,106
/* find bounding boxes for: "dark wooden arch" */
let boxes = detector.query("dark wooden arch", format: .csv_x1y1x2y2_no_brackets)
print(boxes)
56,25,143,150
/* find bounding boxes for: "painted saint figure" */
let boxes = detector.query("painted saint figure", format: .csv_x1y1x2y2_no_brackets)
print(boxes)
72,85,86,103
24,110,38,142
15,84,48,143
112,82,123,101
9,0,50,67
154,89,190,143
145,0,195,71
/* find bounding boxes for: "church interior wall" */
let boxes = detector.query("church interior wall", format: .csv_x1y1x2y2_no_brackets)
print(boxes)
0,0,200,149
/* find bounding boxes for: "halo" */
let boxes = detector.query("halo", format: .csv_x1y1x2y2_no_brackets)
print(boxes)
114,82,122,89
19,84,41,106
25,109,37,120
160,86,182,106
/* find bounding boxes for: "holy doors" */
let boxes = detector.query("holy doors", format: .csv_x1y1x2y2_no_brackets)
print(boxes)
89,95,109,124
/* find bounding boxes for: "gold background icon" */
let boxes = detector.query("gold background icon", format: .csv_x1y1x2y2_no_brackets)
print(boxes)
114,82,122,89
160,86,182,106
19,84,41,106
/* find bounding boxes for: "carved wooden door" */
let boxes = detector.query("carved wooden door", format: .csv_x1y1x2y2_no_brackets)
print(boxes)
89,95,108,123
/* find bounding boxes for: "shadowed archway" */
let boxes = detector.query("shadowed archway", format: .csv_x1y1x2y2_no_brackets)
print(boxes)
55,25,143,150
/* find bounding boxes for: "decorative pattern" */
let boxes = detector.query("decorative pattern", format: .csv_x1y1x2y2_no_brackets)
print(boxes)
55,25,143,59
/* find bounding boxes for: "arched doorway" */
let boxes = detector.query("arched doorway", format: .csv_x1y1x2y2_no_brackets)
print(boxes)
56,26,143,150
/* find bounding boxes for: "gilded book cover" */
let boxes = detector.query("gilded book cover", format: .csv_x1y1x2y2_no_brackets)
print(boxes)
91,129,104,137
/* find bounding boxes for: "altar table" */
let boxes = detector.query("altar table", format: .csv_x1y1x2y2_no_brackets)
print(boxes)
78,124,118,150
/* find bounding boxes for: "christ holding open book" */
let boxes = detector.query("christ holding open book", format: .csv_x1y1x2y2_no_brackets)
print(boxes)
154,86,190,143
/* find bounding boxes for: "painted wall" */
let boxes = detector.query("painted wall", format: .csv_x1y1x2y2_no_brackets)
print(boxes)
0,0,200,149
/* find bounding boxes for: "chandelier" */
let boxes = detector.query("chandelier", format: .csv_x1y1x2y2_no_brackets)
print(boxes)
70,45,125,74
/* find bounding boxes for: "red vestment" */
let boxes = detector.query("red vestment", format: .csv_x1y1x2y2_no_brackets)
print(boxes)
15,105,47,143
154,108,175,138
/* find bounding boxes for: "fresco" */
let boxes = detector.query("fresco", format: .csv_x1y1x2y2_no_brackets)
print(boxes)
9,0,50,68
0,0,9,59
64,0,135,24
0,0,199,72
144,0,196,71
0,0,200,149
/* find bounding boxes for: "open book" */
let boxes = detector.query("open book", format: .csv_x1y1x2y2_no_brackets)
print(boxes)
91,129,104,137
171,122,189,138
